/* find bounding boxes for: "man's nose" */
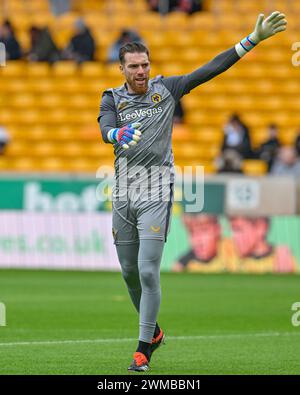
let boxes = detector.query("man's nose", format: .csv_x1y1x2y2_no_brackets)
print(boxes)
137,66,144,74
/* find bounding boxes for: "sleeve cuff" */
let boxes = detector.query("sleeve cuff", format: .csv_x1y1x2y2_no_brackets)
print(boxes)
107,128,118,143
235,35,258,58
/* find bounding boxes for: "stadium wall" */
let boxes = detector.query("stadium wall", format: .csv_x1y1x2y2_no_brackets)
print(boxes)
0,174,299,272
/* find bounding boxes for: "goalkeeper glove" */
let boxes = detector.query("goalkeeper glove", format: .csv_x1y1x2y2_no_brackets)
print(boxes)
107,122,142,149
250,11,287,43
236,11,287,57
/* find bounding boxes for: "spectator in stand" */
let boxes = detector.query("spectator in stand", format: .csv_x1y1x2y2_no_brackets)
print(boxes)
0,125,11,154
0,20,21,60
147,0,178,14
294,128,300,157
176,0,203,14
147,0,202,14
256,123,281,171
27,26,60,63
108,30,143,63
270,146,300,176
49,0,71,16
63,19,95,64
216,149,243,174
221,113,253,159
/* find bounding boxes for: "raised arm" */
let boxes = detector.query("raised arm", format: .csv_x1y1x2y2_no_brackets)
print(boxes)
163,11,287,101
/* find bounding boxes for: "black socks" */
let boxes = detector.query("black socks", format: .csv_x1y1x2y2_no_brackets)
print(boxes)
136,323,161,361
136,341,151,360
154,322,161,338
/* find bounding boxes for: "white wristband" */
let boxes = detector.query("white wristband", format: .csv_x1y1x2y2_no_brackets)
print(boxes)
235,35,258,58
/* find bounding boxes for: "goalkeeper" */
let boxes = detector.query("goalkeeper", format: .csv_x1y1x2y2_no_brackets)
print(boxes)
98,11,287,372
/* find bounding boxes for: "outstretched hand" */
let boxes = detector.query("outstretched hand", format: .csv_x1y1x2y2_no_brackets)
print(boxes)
250,11,287,43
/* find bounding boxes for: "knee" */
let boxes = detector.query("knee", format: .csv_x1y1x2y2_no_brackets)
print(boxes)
139,266,160,292
121,262,140,287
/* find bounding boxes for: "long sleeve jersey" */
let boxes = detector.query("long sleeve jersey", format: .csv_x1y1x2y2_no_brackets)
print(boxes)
98,47,240,186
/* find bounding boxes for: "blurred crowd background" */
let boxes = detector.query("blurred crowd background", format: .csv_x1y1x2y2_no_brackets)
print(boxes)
0,0,300,175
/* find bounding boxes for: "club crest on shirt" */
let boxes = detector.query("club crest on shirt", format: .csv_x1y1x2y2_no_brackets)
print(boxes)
151,93,162,103
117,101,128,111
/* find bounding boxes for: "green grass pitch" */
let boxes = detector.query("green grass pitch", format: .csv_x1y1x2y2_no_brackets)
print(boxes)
0,270,300,375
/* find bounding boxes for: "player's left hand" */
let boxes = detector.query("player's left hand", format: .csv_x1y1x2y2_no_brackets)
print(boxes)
250,11,287,43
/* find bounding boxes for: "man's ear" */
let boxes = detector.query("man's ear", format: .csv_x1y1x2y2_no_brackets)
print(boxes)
119,64,124,74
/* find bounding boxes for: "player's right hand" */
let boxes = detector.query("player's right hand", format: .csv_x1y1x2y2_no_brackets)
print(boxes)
109,122,142,149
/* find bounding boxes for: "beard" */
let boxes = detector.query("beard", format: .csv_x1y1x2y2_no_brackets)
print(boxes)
128,76,149,94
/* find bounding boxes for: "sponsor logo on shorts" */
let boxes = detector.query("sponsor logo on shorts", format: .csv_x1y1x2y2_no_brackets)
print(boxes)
150,226,161,233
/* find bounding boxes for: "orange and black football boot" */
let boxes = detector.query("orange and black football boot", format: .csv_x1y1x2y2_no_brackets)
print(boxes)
128,352,149,372
149,329,165,361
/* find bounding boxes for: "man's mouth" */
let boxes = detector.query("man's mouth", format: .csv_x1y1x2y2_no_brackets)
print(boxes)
135,78,146,84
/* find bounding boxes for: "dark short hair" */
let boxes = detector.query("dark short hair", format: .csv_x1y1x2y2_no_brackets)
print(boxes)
119,41,149,64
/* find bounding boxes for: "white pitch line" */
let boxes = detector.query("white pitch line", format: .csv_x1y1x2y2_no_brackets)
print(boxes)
0,331,299,347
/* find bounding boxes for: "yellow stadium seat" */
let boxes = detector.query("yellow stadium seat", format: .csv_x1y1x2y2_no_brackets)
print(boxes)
27,79,54,94
203,162,216,174
9,94,36,108
172,124,191,142
0,61,26,77
278,130,298,145
150,48,178,64
11,157,39,172
189,12,216,30
81,62,105,78
194,129,223,145
109,14,136,29
14,30,31,51
47,126,76,140
183,94,201,110
51,29,73,49
52,79,82,93
38,94,63,108
135,13,164,30
44,109,74,124
19,107,44,124
0,157,13,170
66,158,102,173
39,157,66,172
24,125,50,140
163,12,188,30
105,64,123,79
54,12,78,29
251,130,270,148
31,142,59,157
0,0,299,175
52,61,78,77
57,142,85,157
160,63,185,76
242,160,268,176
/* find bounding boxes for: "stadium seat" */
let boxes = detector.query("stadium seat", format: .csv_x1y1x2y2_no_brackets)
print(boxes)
26,63,51,78
81,62,105,78
52,61,78,77
11,157,39,171
242,160,268,176
0,61,26,76
0,0,299,174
